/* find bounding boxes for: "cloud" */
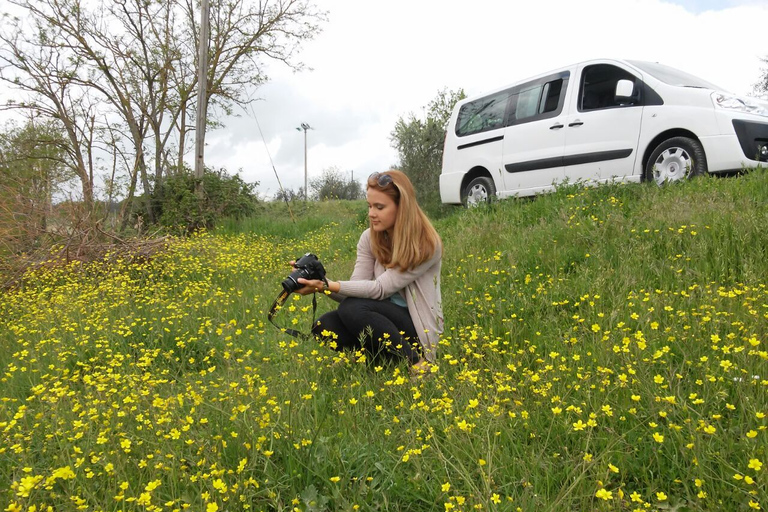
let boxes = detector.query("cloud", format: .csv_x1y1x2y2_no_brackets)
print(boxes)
201,0,768,197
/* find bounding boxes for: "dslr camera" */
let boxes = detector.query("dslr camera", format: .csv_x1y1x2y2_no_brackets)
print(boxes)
282,253,327,293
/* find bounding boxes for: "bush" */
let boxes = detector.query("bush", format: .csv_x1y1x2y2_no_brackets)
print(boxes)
155,168,258,233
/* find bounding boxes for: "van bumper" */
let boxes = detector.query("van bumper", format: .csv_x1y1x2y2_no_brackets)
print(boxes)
701,130,768,174
439,172,464,204
732,120,768,163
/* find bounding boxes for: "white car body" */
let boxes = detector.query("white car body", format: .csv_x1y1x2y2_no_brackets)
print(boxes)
440,58,768,205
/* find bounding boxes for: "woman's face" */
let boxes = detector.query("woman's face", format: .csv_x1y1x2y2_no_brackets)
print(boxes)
367,187,398,235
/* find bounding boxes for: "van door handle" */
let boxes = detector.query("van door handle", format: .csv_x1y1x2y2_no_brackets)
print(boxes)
550,123,564,130
568,121,584,127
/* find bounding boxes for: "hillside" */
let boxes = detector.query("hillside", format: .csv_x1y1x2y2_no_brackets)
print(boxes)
1,170,767,511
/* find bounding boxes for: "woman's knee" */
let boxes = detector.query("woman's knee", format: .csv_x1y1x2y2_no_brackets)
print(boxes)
312,312,340,337
337,297,371,317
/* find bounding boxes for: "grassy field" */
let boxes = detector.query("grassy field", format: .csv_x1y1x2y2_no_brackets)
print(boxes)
1,171,767,511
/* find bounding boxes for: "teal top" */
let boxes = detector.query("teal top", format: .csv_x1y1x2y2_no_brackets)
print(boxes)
389,291,407,308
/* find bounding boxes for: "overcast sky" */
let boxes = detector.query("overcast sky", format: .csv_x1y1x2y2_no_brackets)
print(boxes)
201,0,768,198
2,0,765,199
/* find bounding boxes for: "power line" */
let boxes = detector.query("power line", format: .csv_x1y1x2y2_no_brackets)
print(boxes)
249,105,296,223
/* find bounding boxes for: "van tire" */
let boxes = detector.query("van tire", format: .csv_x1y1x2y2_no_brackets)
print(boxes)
462,176,496,207
645,137,707,185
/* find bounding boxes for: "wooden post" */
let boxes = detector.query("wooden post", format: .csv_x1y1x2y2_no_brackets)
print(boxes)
194,0,210,197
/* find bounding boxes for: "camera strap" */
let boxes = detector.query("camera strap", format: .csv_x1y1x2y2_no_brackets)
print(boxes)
267,290,320,340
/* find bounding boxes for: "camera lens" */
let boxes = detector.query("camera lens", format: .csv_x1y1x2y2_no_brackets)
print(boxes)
281,267,306,292
282,253,323,293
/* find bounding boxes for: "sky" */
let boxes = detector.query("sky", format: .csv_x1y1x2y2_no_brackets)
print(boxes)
2,0,766,199
200,0,768,198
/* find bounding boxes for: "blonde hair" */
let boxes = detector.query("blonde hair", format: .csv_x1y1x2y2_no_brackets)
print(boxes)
367,170,441,270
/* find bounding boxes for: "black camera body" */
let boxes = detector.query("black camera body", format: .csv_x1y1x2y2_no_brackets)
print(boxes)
282,253,327,293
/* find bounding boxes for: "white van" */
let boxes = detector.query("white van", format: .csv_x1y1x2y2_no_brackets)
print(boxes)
439,58,768,205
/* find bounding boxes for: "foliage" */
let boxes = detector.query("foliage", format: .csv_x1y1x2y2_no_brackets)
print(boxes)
154,168,259,234
310,166,363,201
755,55,768,96
390,88,465,217
2,171,768,511
0,0,326,223
273,186,307,203
0,120,69,266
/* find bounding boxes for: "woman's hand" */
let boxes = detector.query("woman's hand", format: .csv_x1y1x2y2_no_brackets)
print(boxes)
288,261,338,295
296,278,326,296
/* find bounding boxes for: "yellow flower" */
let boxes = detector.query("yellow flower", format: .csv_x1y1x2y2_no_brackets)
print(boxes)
441,482,450,492
595,488,613,500
206,503,219,512
748,459,763,471
653,432,664,443
330,476,341,483
656,492,668,501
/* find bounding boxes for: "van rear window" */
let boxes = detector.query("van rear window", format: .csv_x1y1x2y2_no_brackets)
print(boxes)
455,72,569,136
456,91,510,137
511,79,564,122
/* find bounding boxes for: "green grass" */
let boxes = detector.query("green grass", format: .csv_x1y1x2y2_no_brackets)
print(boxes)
1,171,767,511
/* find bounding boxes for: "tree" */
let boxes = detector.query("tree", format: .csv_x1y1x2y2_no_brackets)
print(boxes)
273,187,305,203
0,119,69,262
310,167,363,201
0,0,326,227
390,88,465,213
755,56,768,96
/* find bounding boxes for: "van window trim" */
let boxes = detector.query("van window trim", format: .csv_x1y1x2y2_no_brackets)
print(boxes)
576,63,663,112
454,71,571,137
505,71,571,128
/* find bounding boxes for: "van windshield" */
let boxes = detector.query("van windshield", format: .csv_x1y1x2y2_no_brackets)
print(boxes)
628,60,724,91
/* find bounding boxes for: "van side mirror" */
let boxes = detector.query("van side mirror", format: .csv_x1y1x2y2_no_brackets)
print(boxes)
615,79,635,104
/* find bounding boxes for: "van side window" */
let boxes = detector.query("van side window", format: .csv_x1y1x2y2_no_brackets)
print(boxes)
507,76,567,125
456,90,511,137
580,64,640,111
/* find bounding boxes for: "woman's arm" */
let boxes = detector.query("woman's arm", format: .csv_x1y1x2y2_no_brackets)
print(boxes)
338,246,440,299
294,230,375,298
297,230,441,300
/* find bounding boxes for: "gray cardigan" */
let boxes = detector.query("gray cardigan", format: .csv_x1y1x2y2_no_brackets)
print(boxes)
329,229,443,362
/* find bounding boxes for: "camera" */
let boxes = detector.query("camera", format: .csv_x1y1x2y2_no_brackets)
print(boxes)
282,253,327,293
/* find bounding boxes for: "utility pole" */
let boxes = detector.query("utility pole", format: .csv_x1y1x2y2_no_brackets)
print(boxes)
296,123,312,201
194,0,210,197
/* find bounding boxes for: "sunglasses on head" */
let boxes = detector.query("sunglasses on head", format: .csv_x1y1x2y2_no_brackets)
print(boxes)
368,172,393,187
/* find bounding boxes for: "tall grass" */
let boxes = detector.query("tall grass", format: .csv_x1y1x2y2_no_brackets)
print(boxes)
1,171,767,511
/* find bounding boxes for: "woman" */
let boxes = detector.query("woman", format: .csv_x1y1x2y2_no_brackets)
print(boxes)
294,170,442,377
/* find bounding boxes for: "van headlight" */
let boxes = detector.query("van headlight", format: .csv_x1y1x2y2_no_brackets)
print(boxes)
712,92,768,117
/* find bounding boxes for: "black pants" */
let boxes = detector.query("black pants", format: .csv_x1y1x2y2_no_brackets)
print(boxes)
312,297,422,364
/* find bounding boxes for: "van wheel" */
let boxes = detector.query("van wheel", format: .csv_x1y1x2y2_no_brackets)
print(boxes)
462,176,495,207
645,137,707,185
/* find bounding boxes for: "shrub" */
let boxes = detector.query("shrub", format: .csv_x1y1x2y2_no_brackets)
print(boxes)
155,168,258,233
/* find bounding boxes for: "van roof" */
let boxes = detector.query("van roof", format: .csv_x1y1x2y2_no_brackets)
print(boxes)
460,58,724,104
